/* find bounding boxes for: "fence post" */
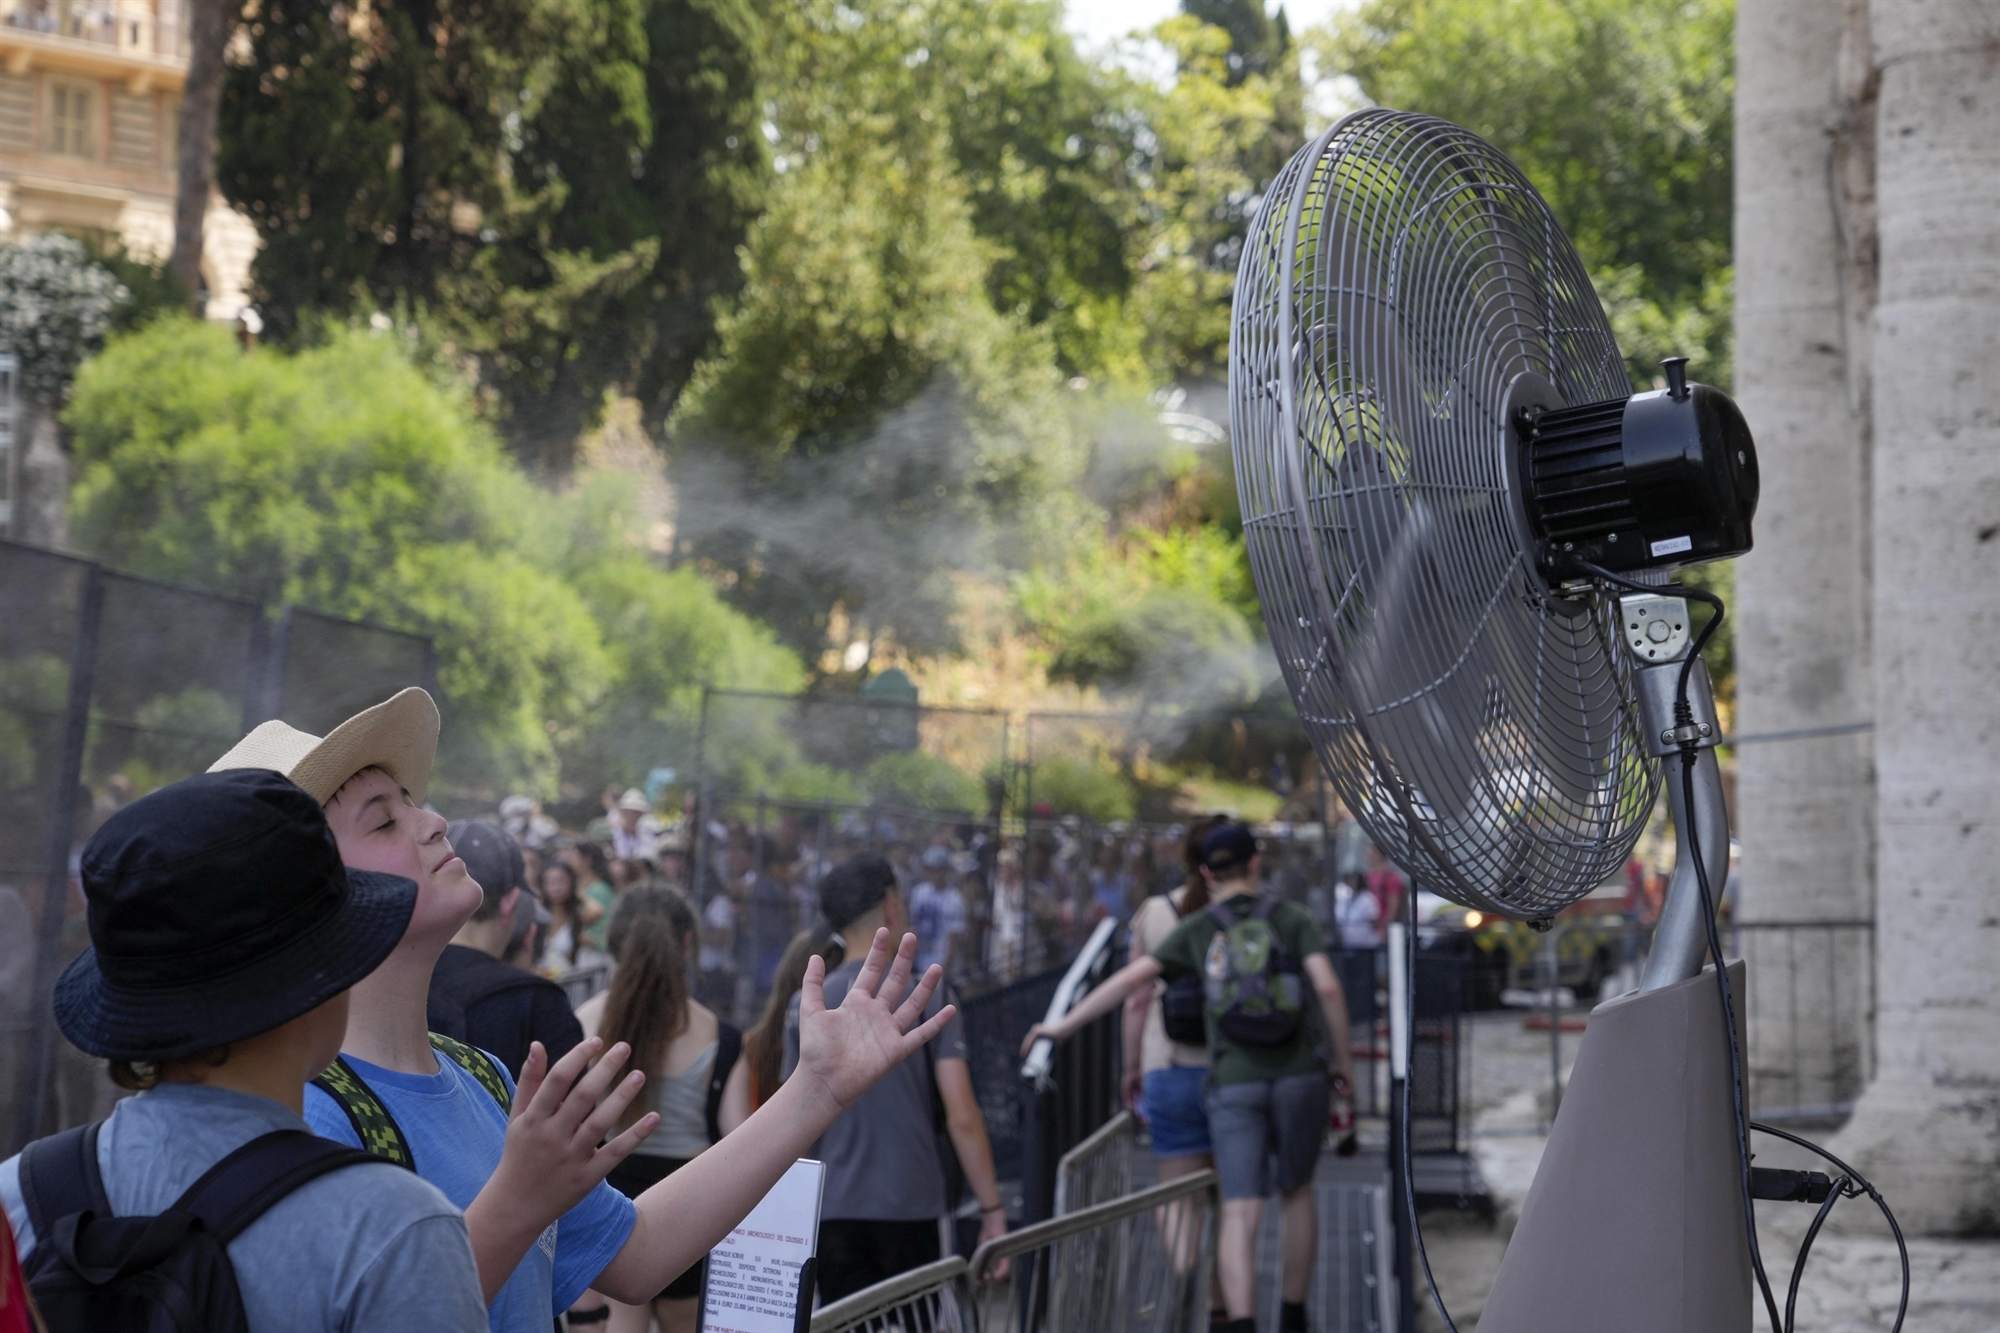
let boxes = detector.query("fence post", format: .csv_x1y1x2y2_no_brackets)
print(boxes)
261,605,294,724
690,686,710,898
15,564,103,1151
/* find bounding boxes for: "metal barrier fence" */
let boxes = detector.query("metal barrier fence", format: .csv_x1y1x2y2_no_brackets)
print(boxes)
810,1256,971,1333
969,1171,1218,1333
1734,919,1875,1121
1332,946,1465,1153
0,539,433,1155
809,1171,1218,1333
1053,1109,1136,1215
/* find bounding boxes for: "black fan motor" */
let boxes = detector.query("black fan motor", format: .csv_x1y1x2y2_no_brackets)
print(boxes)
1516,357,1759,578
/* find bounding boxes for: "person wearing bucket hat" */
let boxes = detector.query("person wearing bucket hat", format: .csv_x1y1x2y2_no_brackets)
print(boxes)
209,691,962,1332
0,768,487,1331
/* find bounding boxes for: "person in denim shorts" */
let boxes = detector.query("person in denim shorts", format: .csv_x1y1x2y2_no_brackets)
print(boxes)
1028,823,1354,1333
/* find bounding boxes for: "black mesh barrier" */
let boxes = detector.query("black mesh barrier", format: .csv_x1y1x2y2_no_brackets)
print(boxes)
956,964,1066,1185
267,607,434,739
0,543,94,1154
0,540,433,1154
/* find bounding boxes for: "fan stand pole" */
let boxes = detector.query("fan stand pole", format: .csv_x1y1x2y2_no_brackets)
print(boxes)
1479,627,1751,1333
1385,921,1417,1333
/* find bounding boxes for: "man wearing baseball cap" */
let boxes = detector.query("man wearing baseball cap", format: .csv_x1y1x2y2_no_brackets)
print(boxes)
0,768,486,1329
208,690,957,1332
1023,821,1355,1333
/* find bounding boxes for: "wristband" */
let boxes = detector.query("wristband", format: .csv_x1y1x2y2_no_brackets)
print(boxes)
981,1202,1006,1215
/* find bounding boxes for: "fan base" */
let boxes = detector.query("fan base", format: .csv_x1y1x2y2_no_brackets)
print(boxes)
1477,961,1752,1333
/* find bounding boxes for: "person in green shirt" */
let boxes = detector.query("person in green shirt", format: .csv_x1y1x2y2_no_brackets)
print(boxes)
1024,822,1354,1333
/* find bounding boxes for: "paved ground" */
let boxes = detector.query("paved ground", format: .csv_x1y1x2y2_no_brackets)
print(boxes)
1406,1008,2000,1333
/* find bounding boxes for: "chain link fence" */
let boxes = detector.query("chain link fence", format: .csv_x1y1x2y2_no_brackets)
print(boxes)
0,539,434,1155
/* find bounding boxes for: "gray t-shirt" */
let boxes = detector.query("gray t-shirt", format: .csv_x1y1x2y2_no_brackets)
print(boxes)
782,959,967,1222
2,1082,486,1332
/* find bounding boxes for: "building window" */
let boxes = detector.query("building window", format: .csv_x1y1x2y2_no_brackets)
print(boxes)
47,80,96,159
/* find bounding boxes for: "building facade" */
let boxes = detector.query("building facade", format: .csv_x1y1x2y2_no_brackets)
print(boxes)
0,0,255,314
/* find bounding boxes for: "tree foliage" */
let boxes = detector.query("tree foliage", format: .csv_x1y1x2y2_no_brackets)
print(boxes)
217,0,767,469
0,235,128,403
1316,0,1735,387
64,317,801,796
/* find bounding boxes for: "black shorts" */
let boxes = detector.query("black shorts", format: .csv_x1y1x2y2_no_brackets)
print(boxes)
605,1154,703,1301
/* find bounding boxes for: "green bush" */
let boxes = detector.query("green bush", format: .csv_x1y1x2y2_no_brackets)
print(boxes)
864,750,986,814
65,317,805,798
1026,752,1136,823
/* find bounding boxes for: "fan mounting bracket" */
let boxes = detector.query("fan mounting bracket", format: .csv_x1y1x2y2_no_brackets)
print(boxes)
1619,593,1691,664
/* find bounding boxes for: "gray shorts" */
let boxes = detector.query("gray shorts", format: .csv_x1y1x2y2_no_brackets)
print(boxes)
1206,1070,1330,1200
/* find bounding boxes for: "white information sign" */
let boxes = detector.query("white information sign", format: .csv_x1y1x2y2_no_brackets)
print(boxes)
699,1158,825,1333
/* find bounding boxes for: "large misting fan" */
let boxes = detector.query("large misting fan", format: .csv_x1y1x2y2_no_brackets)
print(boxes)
1230,110,1765,1332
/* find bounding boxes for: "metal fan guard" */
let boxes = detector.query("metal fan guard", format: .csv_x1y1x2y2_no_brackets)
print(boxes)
1229,110,1660,920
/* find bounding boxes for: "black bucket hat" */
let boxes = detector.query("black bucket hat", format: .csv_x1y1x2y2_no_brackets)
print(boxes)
54,768,417,1062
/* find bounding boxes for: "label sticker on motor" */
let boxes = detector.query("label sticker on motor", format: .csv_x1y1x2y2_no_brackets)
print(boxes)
1650,535,1693,557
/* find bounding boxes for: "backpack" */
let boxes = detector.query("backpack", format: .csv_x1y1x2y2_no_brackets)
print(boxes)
312,1032,511,1168
1159,894,1210,1046
703,1022,743,1146
1202,897,1305,1047
18,1123,377,1333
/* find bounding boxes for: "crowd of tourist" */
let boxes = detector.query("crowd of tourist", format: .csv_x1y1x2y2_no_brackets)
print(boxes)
0,681,1438,1333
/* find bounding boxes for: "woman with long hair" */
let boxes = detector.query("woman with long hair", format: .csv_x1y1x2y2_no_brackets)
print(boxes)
537,858,598,974
575,886,750,1333
741,928,846,1110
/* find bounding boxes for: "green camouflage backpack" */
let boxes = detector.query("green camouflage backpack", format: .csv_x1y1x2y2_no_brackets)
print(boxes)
1202,897,1304,1046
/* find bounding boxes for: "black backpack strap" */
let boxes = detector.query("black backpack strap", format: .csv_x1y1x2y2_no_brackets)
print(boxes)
312,1056,416,1169
19,1123,109,1242
171,1130,380,1244
704,1022,743,1146
430,1032,512,1113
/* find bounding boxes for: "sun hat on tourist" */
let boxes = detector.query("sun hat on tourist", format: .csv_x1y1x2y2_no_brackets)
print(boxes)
206,687,439,804
53,768,418,1062
616,788,650,813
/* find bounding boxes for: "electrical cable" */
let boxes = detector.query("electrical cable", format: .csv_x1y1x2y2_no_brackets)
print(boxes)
1784,1174,1847,1333
1573,560,1784,1331
1752,1122,1910,1333
1398,882,1460,1333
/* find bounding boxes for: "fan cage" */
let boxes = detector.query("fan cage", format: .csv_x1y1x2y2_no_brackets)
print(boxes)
1230,110,1660,920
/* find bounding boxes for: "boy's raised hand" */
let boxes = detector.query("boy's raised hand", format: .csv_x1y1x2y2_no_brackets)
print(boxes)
465,1036,656,1302
793,928,954,1115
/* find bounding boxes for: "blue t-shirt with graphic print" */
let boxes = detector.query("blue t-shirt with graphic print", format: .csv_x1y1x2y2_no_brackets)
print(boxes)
304,1047,636,1332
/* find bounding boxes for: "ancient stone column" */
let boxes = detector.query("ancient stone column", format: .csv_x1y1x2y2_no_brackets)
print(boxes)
1833,0,2000,1234
1732,0,1875,1116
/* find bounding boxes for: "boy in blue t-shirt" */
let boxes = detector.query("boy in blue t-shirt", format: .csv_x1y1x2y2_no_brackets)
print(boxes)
210,689,953,1330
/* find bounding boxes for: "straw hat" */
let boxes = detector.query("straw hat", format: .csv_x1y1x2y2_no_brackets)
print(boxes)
208,687,440,805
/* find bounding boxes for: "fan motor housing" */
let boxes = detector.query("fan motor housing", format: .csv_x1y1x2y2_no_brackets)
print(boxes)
1516,358,1759,578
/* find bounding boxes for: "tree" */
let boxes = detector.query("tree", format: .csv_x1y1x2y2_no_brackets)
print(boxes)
0,235,128,546
1315,0,1735,387
215,0,768,470
168,0,237,307
64,317,802,796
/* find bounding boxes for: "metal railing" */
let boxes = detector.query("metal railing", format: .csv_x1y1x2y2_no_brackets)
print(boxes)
1731,919,1875,1121
968,1170,1217,1333
1052,1108,1135,1215
811,1257,970,1333
810,1172,1220,1333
